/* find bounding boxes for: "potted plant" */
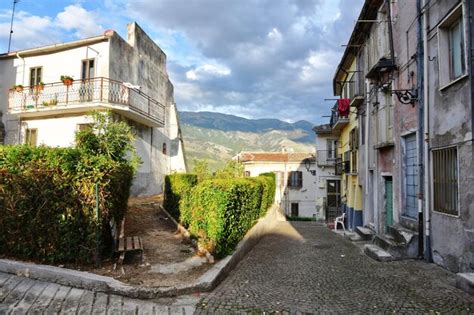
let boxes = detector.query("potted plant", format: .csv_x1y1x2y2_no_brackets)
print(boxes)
36,81,45,91
13,84,24,92
60,75,74,86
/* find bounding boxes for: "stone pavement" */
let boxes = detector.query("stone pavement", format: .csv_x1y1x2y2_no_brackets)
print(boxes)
0,272,199,314
196,221,474,314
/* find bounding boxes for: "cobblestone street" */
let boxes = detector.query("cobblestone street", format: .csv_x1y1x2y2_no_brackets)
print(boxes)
197,221,474,314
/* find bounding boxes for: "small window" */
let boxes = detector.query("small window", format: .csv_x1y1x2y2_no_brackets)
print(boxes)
291,203,299,217
162,143,167,155
29,67,42,87
438,4,466,87
77,123,93,131
244,171,250,177
287,171,303,188
432,147,458,215
25,128,37,147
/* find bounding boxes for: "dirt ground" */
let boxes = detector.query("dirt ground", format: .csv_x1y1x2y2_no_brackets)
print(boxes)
82,195,214,287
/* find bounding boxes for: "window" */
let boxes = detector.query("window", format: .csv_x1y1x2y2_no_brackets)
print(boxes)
81,59,95,80
244,171,250,177
162,143,167,155
77,123,93,131
326,139,337,159
291,203,299,217
287,171,303,188
25,128,37,147
432,147,458,215
439,4,466,87
29,67,42,87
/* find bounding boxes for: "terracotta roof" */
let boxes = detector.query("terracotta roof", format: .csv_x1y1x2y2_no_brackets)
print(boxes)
236,152,315,163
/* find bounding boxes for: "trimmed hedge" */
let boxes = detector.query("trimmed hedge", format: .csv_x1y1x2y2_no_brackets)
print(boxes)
184,173,276,258
163,173,198,224
0,145,133,264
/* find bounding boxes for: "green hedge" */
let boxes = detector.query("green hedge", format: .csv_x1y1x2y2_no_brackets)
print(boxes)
0,145,133,264
184,173,276,258
163,173,198,224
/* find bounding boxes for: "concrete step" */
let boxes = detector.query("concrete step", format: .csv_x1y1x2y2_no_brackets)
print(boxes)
364,244,394,262
355,226,375,241
344,232,364,242
387,225,417,244
456,273,474,295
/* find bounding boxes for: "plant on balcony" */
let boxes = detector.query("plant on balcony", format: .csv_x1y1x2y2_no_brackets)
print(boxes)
60,75,74,86
35,82,45,92
12,84,23,92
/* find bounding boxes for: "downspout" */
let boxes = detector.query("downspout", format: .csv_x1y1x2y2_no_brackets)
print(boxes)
16,52,25,144
386,0,395,65
422,0,432,261
416,0,425,259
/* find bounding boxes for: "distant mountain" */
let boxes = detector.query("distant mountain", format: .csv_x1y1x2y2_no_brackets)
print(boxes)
179,111,316,171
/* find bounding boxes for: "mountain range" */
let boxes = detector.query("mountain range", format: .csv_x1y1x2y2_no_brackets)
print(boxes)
179,111,316,171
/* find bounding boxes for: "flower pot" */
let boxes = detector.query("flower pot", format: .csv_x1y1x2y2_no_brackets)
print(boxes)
63,79,73,86
15,86,23,92
36,85,44,91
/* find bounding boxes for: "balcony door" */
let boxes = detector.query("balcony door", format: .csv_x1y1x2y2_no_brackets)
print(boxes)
80,59,95,101
326,180,341,223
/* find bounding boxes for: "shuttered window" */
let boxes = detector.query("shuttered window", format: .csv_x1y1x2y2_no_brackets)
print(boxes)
288,171,303,188
432,147,458,215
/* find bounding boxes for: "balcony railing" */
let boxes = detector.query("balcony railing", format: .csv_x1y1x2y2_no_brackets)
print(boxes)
8,77,165,127
316,150,337,166
330,102,349,131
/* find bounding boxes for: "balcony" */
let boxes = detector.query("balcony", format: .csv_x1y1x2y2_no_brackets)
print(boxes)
8,77,165,127
347,74,365,108
316,150,337,167
330,103,349,131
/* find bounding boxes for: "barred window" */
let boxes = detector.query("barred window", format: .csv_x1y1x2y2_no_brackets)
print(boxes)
287,171,303,188
432,147,458,215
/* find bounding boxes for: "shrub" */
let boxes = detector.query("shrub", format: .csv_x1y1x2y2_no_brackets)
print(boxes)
183,173,276,258
163,173,198,223
0,111,137,264
255,172,276,216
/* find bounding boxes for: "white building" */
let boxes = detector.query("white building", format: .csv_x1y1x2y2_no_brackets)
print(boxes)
234,152,318,218
0,22,187,196
313,124,341,222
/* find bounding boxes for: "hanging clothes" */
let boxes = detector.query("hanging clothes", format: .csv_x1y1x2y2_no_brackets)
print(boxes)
337,98,350,117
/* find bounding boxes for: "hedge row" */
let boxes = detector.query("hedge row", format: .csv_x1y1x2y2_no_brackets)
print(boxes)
0,145,133,264
164,172,276,258
163,173,198,223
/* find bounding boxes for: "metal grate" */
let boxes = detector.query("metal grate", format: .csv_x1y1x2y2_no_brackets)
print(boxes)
432,147,458,215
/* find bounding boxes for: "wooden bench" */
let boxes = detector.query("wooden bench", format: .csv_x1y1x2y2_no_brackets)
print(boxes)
110,218,143,267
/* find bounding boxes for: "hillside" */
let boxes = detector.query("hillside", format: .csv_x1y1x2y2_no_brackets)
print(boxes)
179,111,315,171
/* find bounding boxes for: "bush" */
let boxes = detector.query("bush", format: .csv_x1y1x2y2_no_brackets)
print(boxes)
163,173,198,224
0,111,137,264
255,172,276,216
183,173,276,258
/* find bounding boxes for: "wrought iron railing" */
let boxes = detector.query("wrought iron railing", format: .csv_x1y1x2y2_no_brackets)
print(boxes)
316,150,337,166
8,77,165,126
330,102,349,128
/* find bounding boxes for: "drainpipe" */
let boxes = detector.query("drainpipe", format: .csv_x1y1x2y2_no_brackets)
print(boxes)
422,0,432,261
416,0,425,259
16,52,25,143
386,0,395,65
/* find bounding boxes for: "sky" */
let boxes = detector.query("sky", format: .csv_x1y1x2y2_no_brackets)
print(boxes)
0,0,364,125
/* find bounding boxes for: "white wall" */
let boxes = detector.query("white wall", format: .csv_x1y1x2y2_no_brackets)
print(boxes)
243,161,317,218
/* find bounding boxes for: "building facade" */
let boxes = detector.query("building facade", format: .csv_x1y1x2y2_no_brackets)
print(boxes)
0,22,187,196
234,152,318,219
326,0,474,273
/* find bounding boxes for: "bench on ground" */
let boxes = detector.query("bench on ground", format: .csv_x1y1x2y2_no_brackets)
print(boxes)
110,218,143,266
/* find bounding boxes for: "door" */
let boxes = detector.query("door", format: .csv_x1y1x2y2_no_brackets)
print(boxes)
385,178,393,231
403,134,418,218
80,59,95,101
291,203,299,217
326,180,341,222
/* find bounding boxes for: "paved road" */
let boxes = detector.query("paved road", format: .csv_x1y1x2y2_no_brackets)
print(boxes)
0,273,198,314
197,221,474,314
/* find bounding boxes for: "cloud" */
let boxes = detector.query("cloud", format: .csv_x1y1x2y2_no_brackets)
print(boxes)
186,64,231,81
55,5,104,38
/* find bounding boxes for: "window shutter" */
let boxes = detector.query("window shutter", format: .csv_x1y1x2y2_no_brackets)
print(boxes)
298,171,303,188
287,172,292,187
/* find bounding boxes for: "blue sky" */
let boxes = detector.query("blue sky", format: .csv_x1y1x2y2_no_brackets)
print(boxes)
0,0,364,124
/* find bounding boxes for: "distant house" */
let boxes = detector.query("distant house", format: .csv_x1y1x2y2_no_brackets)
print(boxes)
234,151,318,218
313,124,341,223
0,22,187,196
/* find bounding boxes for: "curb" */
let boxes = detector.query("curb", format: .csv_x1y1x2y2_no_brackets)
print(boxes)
0,204,285,299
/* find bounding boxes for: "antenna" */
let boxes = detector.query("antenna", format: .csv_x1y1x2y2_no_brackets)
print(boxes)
7,0,20,53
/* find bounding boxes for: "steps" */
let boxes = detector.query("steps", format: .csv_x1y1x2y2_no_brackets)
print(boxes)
355,226,375,241
364,244,394,262
373,225,419,259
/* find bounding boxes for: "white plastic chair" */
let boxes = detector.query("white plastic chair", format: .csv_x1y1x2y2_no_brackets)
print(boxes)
334,212,346,232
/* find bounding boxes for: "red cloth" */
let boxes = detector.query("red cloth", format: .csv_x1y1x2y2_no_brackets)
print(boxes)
337,98,350,117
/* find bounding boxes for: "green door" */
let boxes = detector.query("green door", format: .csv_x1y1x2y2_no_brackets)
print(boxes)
385,178,393,231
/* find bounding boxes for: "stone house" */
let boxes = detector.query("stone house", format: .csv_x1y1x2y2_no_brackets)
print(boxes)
234,152,318,218
0,22,187,196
